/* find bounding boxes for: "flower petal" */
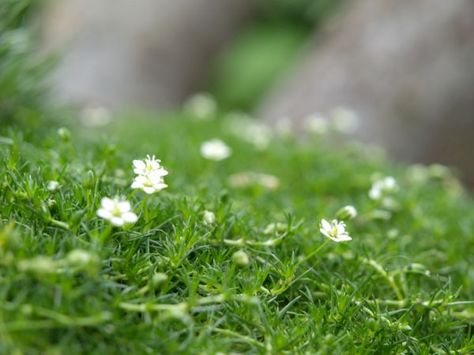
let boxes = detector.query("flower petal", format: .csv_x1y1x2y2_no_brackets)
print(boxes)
118,201,131,212
110,217,125,226
334,234,352,242
320,219,331,231
133,160,145,170
101,197,114,210
97,208,111,219
143,187,155,194
131,181,142,189
122,212,138,223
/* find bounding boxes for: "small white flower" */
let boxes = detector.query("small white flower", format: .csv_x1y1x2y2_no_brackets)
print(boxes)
320,219,352,242
200,139,232,161
80,106,112,127
227,114,272,150
336,205,358,220
263,222,287,235
304,113,329,134
131,172,168,194
330,107,359,133
97,197,138,226
132,155,168,177
369,176,398,200
47,180,60,191
131,155,168,194
227,172,280,190
66,249,96,265
259,174,280,190
184,92,217,120
203,210,216,225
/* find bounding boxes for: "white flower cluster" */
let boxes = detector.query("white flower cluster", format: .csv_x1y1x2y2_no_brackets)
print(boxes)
97,154,169,228
131,155,168,194
227,171,280,190
303,107,359,135
369,176,398,200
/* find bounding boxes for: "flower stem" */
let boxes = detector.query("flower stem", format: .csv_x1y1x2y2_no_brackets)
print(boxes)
141,195,149,223
296,238,330,268
98,224,112,245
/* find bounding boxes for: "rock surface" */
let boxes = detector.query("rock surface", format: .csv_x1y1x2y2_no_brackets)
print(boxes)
259,0,474,185
41,0,254,109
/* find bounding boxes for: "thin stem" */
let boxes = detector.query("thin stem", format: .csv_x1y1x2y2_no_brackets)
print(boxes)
296,238,330,268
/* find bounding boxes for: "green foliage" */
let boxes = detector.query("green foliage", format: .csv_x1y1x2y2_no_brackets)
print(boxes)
0,0,52,125
0,113,473,353
209,0,347,111
258,0,347,27
209,24,307,111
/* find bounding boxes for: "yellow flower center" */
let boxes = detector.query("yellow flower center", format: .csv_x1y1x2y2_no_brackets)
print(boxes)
112,206,122,217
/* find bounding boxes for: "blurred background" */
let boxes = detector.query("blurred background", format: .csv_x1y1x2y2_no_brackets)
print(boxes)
4,0,474,185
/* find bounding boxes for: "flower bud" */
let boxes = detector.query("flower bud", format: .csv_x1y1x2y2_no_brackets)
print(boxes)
336,205,357,221
203,210,216,225
151,272,168,287
83,170,96,188
232,250,250,267
57,127,71,142
47,180,60,191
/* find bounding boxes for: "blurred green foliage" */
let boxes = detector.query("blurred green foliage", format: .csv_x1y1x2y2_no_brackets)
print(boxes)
210,24,307,111
0,0,52,125
209,0,346,111
258,0,347,27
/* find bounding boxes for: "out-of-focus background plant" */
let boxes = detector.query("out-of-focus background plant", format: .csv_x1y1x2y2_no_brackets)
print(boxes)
0,0,54,127
37,0,474,185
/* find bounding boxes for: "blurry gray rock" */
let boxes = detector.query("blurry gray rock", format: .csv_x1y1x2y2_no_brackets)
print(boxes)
259,0,474,185
41,0,254,109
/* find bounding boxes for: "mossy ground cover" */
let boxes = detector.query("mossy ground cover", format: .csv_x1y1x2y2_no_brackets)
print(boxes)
0,112,473,353
1,0,473,353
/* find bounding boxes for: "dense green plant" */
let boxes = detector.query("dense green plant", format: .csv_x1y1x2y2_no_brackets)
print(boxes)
0,112,472,353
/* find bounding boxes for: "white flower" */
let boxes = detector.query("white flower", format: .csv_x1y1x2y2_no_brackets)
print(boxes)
131,172,168,194
227,114,272,150
227,172,280,190
369,176,398,200
203,210,216,225
66,249,96,265
97,197,138,226
330,107,359,133
80,106,112,127
47,180,60,191
336,205,357,220
304,113,329,134
132,155,168,177
131,155,168,194
184,92,217,120
263,222,287,235
320,219,352,242
200,139,232,161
